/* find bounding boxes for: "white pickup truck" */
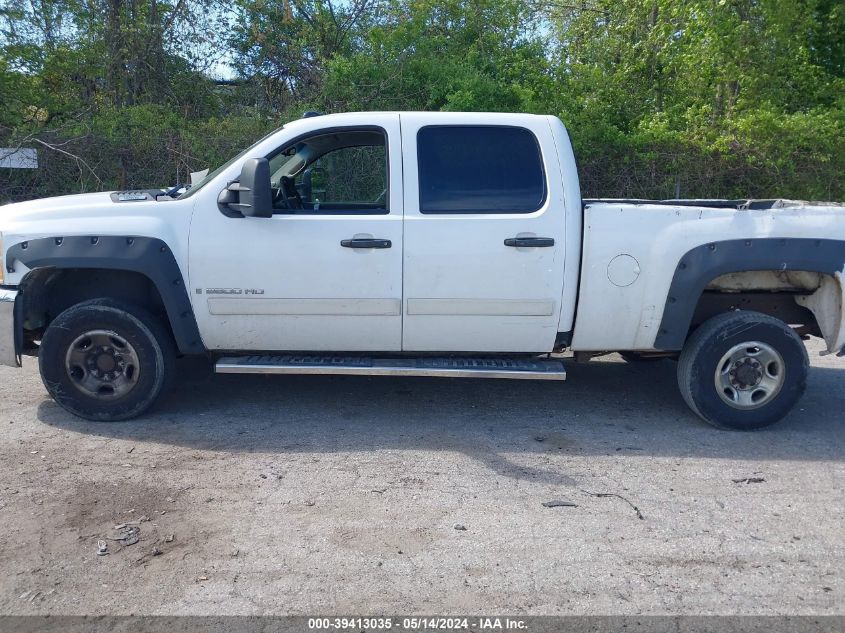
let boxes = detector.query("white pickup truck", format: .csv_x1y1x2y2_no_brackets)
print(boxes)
0,112,843,429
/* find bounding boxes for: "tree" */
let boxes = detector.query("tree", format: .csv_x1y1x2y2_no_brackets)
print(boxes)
321,0,553,113
1,0,228,113
1,0,842,201
231,0,383,111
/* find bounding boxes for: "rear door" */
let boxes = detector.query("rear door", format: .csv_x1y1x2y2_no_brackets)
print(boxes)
400,114,567,352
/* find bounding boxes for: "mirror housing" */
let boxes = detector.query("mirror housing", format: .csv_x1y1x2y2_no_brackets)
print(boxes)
218,158,273,218
238,158,273,218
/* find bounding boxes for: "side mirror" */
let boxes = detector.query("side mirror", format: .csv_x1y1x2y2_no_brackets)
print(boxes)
217,158,273,218
238,158,273,218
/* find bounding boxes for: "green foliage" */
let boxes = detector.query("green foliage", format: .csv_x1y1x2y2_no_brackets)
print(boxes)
548,0,845,199
320,0,552,113
1,105,279,198
1,0,843,202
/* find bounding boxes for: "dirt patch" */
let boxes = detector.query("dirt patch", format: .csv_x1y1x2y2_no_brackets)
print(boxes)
0,341,842,615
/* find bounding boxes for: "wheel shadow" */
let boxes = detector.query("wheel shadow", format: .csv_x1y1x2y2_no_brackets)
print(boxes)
36,355,845,477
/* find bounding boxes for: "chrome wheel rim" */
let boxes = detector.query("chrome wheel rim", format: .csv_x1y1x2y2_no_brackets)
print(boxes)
64,330,140,400
715,341,784,409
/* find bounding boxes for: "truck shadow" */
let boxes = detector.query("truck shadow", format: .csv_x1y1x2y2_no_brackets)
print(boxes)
37,356,845,483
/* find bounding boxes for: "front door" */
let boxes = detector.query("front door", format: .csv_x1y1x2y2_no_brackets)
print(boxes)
188,116,403,352
400,114,566,352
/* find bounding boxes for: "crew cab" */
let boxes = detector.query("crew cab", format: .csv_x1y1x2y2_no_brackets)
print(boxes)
0,111,843,429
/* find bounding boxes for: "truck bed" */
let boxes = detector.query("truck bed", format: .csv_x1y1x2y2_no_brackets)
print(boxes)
583,199,845,210
572,199,845,353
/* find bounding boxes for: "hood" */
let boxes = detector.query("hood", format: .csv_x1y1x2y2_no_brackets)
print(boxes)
0,188,195,288
0,190,183,227
0,189,192,250
3,191,118,218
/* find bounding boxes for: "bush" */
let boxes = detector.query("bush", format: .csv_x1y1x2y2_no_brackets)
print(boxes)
567,107,845,201
1,107,281,201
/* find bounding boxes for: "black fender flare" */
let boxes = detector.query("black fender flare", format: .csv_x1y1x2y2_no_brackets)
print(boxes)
7,235,205,355
655,237,845,350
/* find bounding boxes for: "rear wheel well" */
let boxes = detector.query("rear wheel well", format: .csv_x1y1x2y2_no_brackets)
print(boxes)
19,268,173,352
689,270,828,340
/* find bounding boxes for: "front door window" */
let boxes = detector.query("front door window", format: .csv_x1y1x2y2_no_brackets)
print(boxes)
269,129,388,214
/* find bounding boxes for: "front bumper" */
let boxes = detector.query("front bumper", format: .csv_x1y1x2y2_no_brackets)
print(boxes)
0,287,20,367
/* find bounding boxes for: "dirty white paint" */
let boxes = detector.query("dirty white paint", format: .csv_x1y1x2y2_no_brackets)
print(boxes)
708,270,824,292
571,203,845,351
796,269,845,354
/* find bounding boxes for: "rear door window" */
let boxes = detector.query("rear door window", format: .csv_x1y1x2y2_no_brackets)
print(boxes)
417,126,546,214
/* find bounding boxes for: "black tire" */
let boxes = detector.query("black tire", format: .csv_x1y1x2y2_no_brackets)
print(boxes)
39,299,175,421
677,311,808,430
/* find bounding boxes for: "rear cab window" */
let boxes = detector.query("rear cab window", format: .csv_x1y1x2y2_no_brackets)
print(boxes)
417,126,547,214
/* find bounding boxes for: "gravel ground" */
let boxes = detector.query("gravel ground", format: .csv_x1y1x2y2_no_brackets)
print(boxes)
0,339,842,616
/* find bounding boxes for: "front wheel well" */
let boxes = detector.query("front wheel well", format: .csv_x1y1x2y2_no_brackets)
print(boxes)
19,268,172,351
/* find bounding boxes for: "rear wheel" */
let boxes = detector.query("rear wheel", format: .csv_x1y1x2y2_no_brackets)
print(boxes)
677,311,808,430
39,299,174,421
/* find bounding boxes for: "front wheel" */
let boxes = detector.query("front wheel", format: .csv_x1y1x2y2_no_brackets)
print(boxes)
39,299,175,421
677,311,809,430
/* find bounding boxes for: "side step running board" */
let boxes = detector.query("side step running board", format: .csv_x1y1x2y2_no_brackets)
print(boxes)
215,355,566,381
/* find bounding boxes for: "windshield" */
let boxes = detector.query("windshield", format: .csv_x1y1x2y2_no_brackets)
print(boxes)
177,125,285,199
